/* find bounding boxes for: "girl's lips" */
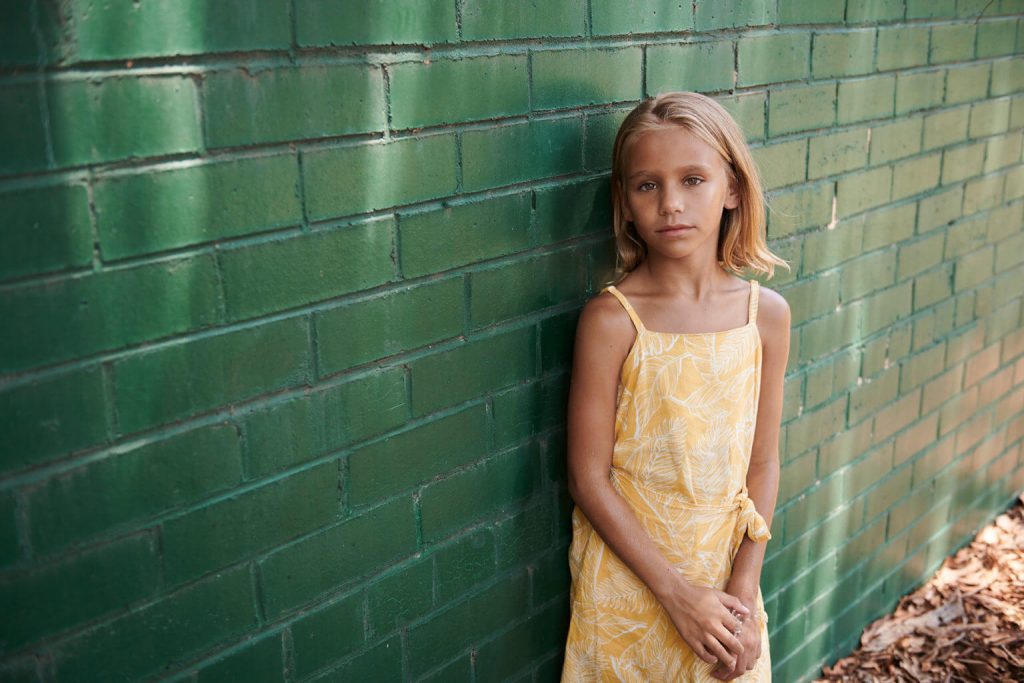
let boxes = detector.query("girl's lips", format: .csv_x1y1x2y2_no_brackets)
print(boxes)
658,225,695,234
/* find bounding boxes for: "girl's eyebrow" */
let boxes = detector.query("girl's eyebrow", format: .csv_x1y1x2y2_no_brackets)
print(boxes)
628,163,713,179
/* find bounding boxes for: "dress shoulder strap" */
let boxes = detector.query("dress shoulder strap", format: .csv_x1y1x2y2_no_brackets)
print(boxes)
748,280,760,324
602,286,646,333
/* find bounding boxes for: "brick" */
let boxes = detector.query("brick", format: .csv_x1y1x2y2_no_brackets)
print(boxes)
584,107,632,171
964,343,1002,386
535,47,641,108
295,0,456,46
892,152,942,200
0,3,38,65
837,165,892,217
977,18,1019,57
291,592,364,677
535,178,612,244
0,255,220,374
48,76,199,167
812,30,876,78
841,250,897,302
244,369,407,478
984,131,1023,172
0,367,108,472
954,246,995,292
348,404,486,505
0,182,92,280
0,81,48,175
777,0,845,23
493,376,569,449
778,449,816,502
782,272,839,323
945,63,991,106
470,249,587,328
53,565,256,682
838,76,895,124
221,219,393,321
968,98,1011,138
906,0,956,18
461,118,583,192
768,83,836,136
860,281,913,336
367,558,433,634
923,107,970,151
28,424,241,553
846,0,906,22
406,571,531,675
929,23,977,64
1,534,158,651
194,633,283,683
540,311,578,373
802,219,864,274
399,193,532,277
495,499,556,569
647,41,734,96
991,58,1024,96
895,70,946,115
963,175,1004,215
898,233,945,279
0,490,16,566
71,0,290,60
869,117,923,165
808,129,869,179
877,26,930,71
695,0,776,30
717,91,767,142
94,154,301,259
304,134,457,221
862,203,915,251
205,64,385,147
461,1,584,39
434,528,497,603
918,186,964,232
767,181,833,236
751,139,807,189
737,33,810,87
259,497,417,617
850,367,900,425
945,214,988,258
113,317,310,434
323,637,403,682
410,326,536,416
591,0,695,34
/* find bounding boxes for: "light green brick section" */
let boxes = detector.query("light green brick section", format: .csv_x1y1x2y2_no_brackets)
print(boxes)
294,0,457,46
533,47,642,109
892,152,942,200
906,0,957,18
767,182,833,236
929,23,977,64
391,55,528,128
590,0,695,35
752,139,808,189
647,41,734,95
738,33,811,86
969,98,1012,138
838,76,896,124
877,25,930,71
812,30,877,78
777,0,845,24
896,70,947,114
923,108,970,150
991,58,1024,97
942,142,986,185
204,65,386,147
977,18,1019,58
717,92,768,142
808,129,869,179
846,0,906,22
870,117,923,164
945,63,990,106
461,0,585,39
837,165,893,217
695,0,776,30
769,83,836,136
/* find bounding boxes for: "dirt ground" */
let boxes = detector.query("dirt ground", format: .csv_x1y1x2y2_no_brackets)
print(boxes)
817,495,1024,682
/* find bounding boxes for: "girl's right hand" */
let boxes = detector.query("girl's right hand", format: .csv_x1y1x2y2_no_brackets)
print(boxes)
662,582,750,669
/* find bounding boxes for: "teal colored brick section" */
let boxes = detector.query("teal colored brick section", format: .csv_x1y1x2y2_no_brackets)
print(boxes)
410,326,536,415
0,82,48,175
113,318,311,435
591,0,694,35
348,405,487,505
738,33,811,86
47,76,199,167
316,277,463,374
27,424,242,553
906,0,956,18
220,219,394,321
695,0,776,30
768,83,836,136
647,41,734,95
717,92,768,142
194,633,283,683
291,592,364,677
533,48,642,109
0,368,108,472
321,637,403,681
391,55,528,129
304,135,457,221
367,558,433,632
69,0,290,60
462,119,583,192
204,65,385,147
808,129,869,179
777,0,846,24
399,193,532,277
846,0,906,22
1,535,158,650
94,154,301,259
976,18,1019,58
461,1,585,39
869,118,923,164
0,3,37,65
477,604,565,680
0,255,220,374
259,497,417,617
0,491,16,566
295,0,456,46
52,566,256,683
584,107,632,170
243,369,408,478
0,182,92,280
534,178,612,244
469,249,588,327
751,139,807,189
878,26,930,71
162,462,337,584
838,76,896,124
812,30,876,78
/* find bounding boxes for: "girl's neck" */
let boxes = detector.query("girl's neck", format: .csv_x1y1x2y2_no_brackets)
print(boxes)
639,252,734,302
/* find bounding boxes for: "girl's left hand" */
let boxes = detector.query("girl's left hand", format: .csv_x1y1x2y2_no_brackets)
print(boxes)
709,610,761,680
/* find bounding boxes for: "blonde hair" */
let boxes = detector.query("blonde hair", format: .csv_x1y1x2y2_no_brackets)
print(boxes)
610,91,789,281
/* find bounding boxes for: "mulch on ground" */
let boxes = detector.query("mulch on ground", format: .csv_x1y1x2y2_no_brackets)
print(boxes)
818,495,1024,682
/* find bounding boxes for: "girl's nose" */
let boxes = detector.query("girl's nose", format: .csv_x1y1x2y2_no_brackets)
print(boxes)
659,185,684,215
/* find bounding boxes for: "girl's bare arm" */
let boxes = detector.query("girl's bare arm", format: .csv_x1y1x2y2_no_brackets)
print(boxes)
567,293,748,667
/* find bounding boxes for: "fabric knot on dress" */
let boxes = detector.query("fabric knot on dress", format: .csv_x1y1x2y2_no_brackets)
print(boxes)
735,491,771,543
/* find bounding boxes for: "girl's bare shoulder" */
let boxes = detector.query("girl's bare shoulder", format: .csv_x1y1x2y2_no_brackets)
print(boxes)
754,284,791,337
575,288,637,356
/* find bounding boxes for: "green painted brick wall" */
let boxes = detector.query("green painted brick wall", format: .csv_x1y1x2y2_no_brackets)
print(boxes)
1,2,1023,682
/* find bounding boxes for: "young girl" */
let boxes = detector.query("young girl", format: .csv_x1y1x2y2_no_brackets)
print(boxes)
562,92,791,682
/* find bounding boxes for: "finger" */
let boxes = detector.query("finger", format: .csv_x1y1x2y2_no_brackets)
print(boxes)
715,628,744,656
704,638,737,670
694,642,718,666
720,594,751,616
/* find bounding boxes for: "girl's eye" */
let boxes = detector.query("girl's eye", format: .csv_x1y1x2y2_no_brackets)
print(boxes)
684,177,703,186
638,181,657,191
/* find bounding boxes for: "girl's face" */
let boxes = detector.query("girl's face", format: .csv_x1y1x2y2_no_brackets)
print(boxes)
621,125,739,262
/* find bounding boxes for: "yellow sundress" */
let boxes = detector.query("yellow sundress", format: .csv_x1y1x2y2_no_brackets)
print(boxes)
562,279,772,682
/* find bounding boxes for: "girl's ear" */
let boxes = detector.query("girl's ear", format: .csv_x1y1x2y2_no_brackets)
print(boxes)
724,176,740,210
